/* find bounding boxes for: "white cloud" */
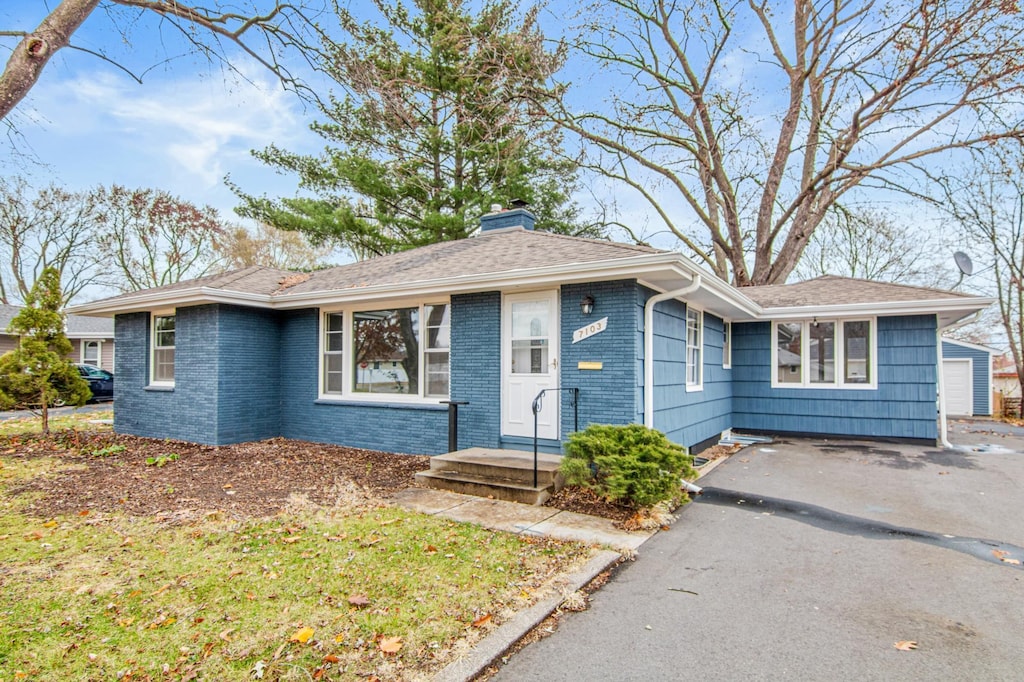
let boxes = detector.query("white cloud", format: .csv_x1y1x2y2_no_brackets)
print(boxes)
4,63,318,218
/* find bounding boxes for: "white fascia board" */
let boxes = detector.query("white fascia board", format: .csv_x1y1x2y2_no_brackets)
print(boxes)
66,288,274,316
65,332,114,339
760,296,995,320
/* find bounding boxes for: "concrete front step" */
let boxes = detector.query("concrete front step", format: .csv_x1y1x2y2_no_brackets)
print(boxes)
415,447,566,506
415,470,555,505
427,448,564,487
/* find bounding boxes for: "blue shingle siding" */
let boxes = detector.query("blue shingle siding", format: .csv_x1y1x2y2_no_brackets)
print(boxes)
941,340,991,416
560,281,639,436
277,308,449,454
732,315,938,440
450,292,502,449
639,289,733,449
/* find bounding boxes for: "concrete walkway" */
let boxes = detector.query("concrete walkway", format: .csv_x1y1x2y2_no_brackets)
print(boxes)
392,487,654,552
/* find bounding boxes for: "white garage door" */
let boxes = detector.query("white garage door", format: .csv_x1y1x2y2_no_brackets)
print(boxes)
943,359,973,416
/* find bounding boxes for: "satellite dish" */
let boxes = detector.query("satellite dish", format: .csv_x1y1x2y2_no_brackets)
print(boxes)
954,251,974,276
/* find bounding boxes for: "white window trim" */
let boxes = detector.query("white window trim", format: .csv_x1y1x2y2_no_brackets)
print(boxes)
318,299,450,404
81,339,103,368
722,321,732,369
770,317,877,390
150,310,176,387
686,306,703,392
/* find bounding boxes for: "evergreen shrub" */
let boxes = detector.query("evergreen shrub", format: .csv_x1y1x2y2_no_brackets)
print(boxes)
560,423,698,508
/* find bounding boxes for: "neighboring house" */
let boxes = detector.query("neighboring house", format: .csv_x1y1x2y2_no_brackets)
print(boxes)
0,304,115,370
940,338,996,417
994,370,1022,399
68,208,992,453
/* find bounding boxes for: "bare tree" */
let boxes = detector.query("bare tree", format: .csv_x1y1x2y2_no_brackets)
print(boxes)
0,0,325,123
215,222,335,271
932,151,1024,408
793,207,946,287
537,0,1024,285
0,177,103,305
95,185,225,292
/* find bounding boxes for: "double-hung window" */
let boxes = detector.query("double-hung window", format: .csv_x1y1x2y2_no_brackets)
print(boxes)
686,307,703,391
772,319,874,388
320,302,450,401
151,313,175,385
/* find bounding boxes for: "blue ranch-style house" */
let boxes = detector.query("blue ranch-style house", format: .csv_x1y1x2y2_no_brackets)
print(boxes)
69,207,991,455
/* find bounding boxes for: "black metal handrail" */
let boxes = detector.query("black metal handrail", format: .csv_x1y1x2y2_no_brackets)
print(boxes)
532,387,579,488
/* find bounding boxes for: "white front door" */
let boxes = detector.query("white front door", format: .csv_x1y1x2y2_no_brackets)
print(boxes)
502,290,560,439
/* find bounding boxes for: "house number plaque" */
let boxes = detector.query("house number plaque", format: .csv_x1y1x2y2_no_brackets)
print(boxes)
572,317,608,344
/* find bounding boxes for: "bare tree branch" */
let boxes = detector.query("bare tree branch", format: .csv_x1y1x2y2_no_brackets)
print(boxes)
536,0,1024,285
0,0,327,123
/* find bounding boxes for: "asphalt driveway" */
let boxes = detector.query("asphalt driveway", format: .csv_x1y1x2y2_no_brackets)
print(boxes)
494,435,1024,681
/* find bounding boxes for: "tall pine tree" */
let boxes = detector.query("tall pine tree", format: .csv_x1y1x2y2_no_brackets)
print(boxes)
235,0,595,258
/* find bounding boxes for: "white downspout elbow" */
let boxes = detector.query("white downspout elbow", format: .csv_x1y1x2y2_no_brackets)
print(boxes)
644,275,702,428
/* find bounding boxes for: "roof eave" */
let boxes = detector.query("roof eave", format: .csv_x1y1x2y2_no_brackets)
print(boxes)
66,288,275,317
759,296,995,320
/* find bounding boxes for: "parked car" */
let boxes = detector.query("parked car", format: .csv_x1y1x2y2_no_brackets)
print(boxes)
75,364,114,402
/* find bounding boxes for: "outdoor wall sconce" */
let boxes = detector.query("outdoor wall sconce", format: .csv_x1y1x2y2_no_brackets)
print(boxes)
580,295,595,315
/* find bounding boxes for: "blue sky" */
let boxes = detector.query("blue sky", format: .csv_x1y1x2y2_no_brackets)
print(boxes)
0,2,989,277
2,1,324,221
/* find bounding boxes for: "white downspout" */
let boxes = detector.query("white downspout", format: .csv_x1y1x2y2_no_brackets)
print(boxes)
644,275,702,428
936,310,983,448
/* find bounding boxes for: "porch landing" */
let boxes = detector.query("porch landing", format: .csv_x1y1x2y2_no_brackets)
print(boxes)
413,447,565,505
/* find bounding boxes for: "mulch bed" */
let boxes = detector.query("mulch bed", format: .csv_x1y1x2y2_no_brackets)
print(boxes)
2,431,633,522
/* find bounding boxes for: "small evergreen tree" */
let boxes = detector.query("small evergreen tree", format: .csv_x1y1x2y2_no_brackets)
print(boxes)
0,267,91,434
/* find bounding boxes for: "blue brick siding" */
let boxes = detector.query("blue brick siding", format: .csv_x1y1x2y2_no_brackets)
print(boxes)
732,315,938,440
560,281,639,436
114,306,220,443
450,292,502,449
635,288,732,450
941,340,991,416
277,309,449,454
215,306,281,442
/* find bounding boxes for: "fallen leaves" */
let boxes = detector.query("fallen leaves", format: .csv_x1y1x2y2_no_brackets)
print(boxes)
377,636,402,654
347,594,370,608
289,627,314,644
894,640,918,651
992,549,1022,565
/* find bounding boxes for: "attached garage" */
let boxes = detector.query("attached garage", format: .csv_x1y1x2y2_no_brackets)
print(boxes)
941,338,995,417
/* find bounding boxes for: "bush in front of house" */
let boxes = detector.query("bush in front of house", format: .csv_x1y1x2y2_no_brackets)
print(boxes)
560,423,698,508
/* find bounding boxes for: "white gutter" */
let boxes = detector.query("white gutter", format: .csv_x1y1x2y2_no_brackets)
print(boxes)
644,274,702,428
936,310,983,448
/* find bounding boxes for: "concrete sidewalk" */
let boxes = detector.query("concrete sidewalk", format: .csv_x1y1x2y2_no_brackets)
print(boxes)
392,487,654,552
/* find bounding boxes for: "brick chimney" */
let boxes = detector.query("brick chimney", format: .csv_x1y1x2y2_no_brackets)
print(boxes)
479,203,536,233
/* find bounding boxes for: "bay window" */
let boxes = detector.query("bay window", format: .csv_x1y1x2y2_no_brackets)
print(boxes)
772,319,874,388
321,302,450,400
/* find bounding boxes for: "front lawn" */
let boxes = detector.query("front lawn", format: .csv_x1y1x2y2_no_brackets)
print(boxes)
0,430,593,680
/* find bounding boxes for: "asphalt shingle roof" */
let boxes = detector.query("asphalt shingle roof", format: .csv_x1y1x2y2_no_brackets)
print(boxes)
742,275,972,308
278,230,663,297
78,231,666,304
0,304,113,336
